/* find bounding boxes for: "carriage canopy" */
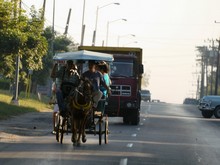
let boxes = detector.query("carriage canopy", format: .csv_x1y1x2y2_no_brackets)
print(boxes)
53,50,114,62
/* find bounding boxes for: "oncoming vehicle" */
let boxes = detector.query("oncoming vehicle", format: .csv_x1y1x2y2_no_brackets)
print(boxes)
198,95,220,118
78,46,144,125
140,90,151,102
183,98,198,105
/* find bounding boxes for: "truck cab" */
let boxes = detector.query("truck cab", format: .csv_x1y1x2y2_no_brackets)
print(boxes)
78,46,144,125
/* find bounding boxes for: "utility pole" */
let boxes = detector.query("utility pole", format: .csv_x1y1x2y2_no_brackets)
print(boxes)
64,8,72,35
210,40,215,95
200,53,205,98
41,0,46,21
197,76,200,100
215,39,220,95
205,47,209,96
11,0,21,105
51,0,55,56
80,0,86,46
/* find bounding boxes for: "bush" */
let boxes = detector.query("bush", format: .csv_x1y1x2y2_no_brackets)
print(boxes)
0,79,10,90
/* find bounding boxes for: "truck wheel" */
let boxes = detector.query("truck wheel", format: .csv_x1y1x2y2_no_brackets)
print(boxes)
131,109,140,125
123,116,129,124
201,111,213,118
214,107,220,118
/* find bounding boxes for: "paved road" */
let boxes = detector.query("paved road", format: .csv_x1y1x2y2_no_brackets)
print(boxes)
0,102,220,165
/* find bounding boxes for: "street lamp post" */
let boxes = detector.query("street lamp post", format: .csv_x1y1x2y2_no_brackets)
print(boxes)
117,34,135,46
106,18,127,46
92,2,120,46
123,41,138,47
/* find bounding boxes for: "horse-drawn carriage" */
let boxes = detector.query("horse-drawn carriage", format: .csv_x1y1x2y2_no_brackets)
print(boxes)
52,50,113,146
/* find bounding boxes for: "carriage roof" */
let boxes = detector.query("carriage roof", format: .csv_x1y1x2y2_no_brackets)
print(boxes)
53,50,114,62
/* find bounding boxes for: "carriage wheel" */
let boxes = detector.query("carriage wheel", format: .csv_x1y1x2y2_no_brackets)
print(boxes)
60,118,66,144
104,115,109,144
99,117,102,145
56,115,61,142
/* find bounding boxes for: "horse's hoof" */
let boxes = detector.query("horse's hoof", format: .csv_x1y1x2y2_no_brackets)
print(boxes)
77,142,81,147
82,136,87,143
71,137,76,143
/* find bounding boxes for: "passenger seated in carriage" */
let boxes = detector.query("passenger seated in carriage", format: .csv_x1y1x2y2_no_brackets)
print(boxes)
98,62,111,99
51,60,80,116
82,60,111,109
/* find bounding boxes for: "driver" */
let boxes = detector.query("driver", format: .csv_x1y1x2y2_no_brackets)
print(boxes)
51,60,80,115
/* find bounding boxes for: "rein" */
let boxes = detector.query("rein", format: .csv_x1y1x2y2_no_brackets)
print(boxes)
71,80,93,111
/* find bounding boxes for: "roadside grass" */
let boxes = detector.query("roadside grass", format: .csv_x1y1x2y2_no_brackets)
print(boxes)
0,90,52,120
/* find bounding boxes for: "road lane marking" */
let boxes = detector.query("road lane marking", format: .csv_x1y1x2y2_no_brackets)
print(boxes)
195,152,202,163
126,143,133,147
140,123,143,125
131,134,137,137
143,118,146,121
136,128,140,131
120,158,128,165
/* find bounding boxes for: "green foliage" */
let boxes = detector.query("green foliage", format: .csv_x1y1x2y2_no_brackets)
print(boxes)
54,35,72,52
142,72,150,89
32,27,75,86
0,91,51,120
0,1,48,84
0,101,37,120
0,1,76,91
0,79,10,90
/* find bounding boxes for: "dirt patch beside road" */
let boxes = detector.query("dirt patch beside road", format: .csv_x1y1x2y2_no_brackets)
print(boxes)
0,109,53,142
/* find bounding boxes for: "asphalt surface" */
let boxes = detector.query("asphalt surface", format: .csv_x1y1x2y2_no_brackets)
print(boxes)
0,102,220,165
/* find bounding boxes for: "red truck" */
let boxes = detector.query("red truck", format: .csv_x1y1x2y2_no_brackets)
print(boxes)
78,46,144,125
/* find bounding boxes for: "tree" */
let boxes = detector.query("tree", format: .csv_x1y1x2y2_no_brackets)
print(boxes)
142,72,150,89
0,1,78,94
31,27,77,88
0,0,48,87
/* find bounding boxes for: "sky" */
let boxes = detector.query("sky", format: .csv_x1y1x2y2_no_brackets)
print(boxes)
22,0,220,103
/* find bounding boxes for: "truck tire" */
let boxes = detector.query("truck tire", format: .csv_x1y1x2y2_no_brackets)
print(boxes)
201,111,213,118
123,116,129,124
214,107,220,118
131,109,140,125
123,109,140,125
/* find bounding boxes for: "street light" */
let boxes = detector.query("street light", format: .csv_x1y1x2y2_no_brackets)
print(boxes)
92,2,120,46
106,18,127,46
123,41,138,47
117,34,135,46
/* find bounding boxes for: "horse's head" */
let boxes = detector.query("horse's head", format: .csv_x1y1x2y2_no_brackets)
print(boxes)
70,78,93,111
80,78,93,96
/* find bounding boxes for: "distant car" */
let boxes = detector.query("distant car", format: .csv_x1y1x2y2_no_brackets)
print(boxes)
198,95,220,118
141,90,151,102
152,99,160,103
183,98,198,105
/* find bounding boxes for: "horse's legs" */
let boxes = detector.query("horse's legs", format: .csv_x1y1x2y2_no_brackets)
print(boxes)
76,119,83,146
82,115,88,143
71,114,77,144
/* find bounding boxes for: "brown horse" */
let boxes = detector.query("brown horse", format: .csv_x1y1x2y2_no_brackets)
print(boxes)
69,79,93,146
